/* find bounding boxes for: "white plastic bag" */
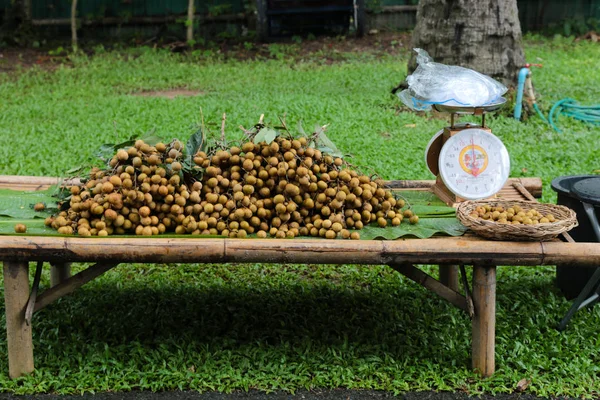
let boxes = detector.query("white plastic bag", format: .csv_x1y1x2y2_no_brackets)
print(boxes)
398,48,507,111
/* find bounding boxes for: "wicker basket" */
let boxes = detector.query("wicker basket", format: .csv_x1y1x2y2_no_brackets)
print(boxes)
456,200,578,241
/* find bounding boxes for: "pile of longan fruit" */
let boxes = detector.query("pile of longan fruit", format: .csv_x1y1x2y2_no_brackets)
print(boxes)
46,135,418,239
469,204,557,225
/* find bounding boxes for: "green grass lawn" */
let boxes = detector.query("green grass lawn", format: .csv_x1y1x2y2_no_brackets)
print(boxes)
0,35,600,397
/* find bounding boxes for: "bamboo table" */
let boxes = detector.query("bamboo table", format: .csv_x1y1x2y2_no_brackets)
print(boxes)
2,176,598,380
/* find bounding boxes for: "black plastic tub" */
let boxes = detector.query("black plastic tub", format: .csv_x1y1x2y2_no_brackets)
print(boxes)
552,175,600,299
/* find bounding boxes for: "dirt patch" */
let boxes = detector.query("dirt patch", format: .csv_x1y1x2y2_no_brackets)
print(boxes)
226,31,412,62
0,48,68,73
0,32,413,76
131,89,204,99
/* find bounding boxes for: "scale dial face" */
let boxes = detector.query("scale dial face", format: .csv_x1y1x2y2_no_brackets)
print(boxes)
438,128,510,200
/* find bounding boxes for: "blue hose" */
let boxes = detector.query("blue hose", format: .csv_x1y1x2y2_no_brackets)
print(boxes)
547,98,600,133
513,67,530,120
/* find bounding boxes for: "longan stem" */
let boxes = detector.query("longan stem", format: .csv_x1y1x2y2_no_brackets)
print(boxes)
221,113,226,143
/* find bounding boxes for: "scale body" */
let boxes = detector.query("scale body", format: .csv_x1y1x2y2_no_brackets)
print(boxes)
426,98,510,206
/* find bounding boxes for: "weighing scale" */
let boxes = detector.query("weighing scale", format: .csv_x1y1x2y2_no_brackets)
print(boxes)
425,98,510,206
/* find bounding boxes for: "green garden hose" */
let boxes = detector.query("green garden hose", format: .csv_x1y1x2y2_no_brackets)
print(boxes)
533,103,548,124
547,98,600,133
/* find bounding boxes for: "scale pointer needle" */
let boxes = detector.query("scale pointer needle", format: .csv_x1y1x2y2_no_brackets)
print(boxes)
471,136,479,177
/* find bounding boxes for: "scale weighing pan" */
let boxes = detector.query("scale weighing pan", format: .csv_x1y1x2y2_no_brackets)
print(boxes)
432,97,507,114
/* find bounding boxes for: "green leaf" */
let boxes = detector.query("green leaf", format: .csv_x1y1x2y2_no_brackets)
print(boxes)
202,138,219,155
182,128,205,175
253,128,278,144
139,129,163,146
97,143,127,161
0,218,55,235
297,120,307,136
409,205,456,218
0,189,59,219
391,191,456,217
359,218,467,240
315,129,343,158
184,127,205,158
264,129,278,144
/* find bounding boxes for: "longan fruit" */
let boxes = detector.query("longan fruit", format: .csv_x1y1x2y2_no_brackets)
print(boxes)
138,206,151,218
285,184,300,197
58,226,74,235
116,149,129,161
242,142,255,153
409,215,419,224
171,161,182,172
104,209,119,221
14,223,27,233
331,222,343,233
102,182,114,193
242,159,254,171
350,232,360,240
325,230,337,239
34,202,45,212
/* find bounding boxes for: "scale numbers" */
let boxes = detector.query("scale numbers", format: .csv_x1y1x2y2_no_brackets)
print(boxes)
438,128,510,200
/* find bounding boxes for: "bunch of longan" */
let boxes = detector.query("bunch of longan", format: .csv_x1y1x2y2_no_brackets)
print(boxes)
48,135,418,239
470,204,557,225
47,139,192,236
190,136,417,240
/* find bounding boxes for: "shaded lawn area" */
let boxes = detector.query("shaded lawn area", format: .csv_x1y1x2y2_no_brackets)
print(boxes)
0,35,599,397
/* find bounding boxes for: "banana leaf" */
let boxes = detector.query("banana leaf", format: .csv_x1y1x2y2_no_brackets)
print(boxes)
0,218,55,235
359,218,467,240
0,189,58,219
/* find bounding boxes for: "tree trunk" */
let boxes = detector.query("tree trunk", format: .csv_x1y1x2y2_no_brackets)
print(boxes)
71,0,78,51
408,0,525,88
186,0,194,43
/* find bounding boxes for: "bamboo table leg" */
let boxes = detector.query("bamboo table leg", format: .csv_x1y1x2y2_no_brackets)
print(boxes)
471,264,496,377
3,261,34,378
439,264,459,292
50,262,71,287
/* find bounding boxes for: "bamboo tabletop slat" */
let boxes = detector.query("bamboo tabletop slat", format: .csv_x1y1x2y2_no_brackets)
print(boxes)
0,235,597,267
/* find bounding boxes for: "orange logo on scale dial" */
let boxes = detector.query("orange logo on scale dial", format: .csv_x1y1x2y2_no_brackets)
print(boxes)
458,144,488,177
